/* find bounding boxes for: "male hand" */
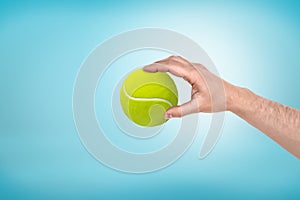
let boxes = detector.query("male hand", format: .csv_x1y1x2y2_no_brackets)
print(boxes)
143,56,231,119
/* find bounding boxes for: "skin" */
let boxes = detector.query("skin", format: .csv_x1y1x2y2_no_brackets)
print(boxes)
143,56,300,159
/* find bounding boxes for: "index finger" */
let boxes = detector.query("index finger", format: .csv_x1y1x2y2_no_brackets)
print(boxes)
143,60,195,84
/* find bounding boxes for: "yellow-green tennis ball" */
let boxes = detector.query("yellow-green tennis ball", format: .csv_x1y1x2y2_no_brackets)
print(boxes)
120,68,178,127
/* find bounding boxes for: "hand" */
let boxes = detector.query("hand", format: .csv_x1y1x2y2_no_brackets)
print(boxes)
144,56,300,159
143,56,231,119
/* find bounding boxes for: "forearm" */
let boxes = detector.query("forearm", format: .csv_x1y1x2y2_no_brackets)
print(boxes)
225,83,300,159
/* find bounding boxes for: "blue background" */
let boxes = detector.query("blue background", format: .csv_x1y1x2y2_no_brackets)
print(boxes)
1,0,300,199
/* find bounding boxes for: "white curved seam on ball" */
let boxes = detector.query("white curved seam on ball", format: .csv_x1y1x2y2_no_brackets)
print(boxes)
123,85,174,107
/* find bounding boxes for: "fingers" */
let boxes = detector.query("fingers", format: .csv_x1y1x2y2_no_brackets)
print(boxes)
164,99,199,119
143,56,196,84
144,56,202,118
143,62,184,77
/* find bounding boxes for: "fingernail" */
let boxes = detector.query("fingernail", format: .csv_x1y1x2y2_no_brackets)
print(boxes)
143,65,150,70
165,113,172,119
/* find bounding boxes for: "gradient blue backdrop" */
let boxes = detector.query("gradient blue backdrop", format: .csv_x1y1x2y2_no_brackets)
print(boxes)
1,0,300,199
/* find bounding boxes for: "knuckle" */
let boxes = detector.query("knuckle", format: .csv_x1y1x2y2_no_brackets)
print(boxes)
169,55,177,60
176,55,183,60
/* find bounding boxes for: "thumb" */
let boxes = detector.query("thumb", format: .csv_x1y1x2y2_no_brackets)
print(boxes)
164,99,199,119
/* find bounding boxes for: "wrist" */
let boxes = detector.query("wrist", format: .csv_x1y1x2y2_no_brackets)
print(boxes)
224,82,251,113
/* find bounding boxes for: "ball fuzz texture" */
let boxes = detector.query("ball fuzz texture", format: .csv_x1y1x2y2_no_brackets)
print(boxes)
120,68,178,127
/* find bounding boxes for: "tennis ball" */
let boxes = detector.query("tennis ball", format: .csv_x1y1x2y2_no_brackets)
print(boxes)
120,68,178,127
